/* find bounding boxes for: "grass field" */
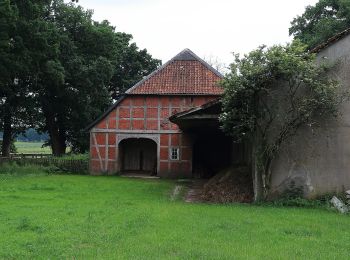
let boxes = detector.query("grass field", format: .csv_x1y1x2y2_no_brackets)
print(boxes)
14,141,74,155
14,141,51,154
0,171,349,259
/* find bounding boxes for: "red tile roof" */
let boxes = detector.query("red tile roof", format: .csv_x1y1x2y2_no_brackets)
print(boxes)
126,49,224,95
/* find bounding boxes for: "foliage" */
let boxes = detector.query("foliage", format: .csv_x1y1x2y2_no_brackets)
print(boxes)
0,158,88,174
289,0,350,49
110,41,161,100
270,197,326,208
0,162,57,175
56,153,89,160
262,181,327,208
16,128,48,142
220,40,341,199
31,1,160,154
260,192,346,209
0,174,350,258
0,0,37,156
0,0,160,156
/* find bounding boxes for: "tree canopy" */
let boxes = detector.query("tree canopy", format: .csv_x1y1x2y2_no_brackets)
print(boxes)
220,41,341,199
0,0,38,156
289,0,350,49
0,0,160,156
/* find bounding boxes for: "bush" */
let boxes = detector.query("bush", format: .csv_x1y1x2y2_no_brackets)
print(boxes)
0,162,60,175
257,192,347,210
55,153,89,160
270,197,325,208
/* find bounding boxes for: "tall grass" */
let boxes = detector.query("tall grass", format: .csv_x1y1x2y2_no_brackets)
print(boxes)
55,153,89,160
0,162,59,176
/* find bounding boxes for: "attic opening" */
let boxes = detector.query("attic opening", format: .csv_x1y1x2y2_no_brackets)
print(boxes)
119,138,157,176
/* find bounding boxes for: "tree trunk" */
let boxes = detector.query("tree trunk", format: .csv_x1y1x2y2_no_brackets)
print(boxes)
262,156,273,200
252,136,264,201
49,126,66,156
1,111,13,157
44,109,66,156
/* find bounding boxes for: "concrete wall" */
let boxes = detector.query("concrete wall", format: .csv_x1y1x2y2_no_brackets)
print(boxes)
89,95,218,177
269,35,350,198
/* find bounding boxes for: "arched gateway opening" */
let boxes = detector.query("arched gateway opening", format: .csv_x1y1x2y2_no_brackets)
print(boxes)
119,138,157,176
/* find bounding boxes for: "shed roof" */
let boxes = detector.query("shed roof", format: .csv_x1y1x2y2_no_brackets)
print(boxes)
169,99,222,130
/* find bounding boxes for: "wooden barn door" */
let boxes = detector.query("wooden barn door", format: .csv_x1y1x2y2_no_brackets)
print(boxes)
140,140,157,171
122,140,140,171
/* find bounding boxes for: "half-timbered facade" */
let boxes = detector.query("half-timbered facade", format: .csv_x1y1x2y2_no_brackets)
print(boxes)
87,49,224,177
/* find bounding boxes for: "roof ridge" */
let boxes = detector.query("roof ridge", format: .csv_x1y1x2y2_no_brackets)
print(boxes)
125,48,223,94
179,48,224,77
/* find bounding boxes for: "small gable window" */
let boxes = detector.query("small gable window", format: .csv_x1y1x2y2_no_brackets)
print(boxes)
170,147,180,160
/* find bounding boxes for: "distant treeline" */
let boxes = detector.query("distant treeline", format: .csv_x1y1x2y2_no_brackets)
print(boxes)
0,129,48,142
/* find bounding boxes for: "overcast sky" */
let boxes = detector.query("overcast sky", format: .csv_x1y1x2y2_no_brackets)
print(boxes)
77,0,318,65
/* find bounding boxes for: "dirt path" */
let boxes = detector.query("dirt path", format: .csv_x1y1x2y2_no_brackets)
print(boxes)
184,180,206,203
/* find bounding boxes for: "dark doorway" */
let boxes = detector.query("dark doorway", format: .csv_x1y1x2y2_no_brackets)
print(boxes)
192,131,232,178
119,138,157,175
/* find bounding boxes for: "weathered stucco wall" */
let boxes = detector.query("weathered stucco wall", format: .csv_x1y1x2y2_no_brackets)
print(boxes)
89,95,218,177
269,35,350,198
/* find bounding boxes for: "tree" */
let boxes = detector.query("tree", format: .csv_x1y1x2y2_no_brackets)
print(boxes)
203,55,228,75
32,1,112,155
220,41,342,200
289,0,350,49
16,128,48,142
110,40,161,100
0,140,17,154
0,0,160,156
0,0,39,156
0,0,17,157
34,1,160,154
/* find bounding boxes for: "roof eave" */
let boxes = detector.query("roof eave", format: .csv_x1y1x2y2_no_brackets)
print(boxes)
169,98,221,123
310,27,350,53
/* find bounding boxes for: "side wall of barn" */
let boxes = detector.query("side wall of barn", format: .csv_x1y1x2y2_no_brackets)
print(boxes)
268,35,350,198
89,95,218,177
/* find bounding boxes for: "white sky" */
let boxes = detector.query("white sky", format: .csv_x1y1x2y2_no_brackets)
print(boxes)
77,0,318,66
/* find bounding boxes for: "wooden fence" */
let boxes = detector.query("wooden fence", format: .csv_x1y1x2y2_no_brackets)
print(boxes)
7,153,53,159
0,154,89,174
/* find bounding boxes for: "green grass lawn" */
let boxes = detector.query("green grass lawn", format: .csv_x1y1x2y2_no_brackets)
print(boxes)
0,173,349,259
14,141,51,154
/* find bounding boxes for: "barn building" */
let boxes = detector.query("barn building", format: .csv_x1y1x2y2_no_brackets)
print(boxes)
87,30,350,199
86,49,238,178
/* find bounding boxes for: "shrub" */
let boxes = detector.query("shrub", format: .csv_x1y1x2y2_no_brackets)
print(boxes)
271,197,325,208
0,162,60,175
